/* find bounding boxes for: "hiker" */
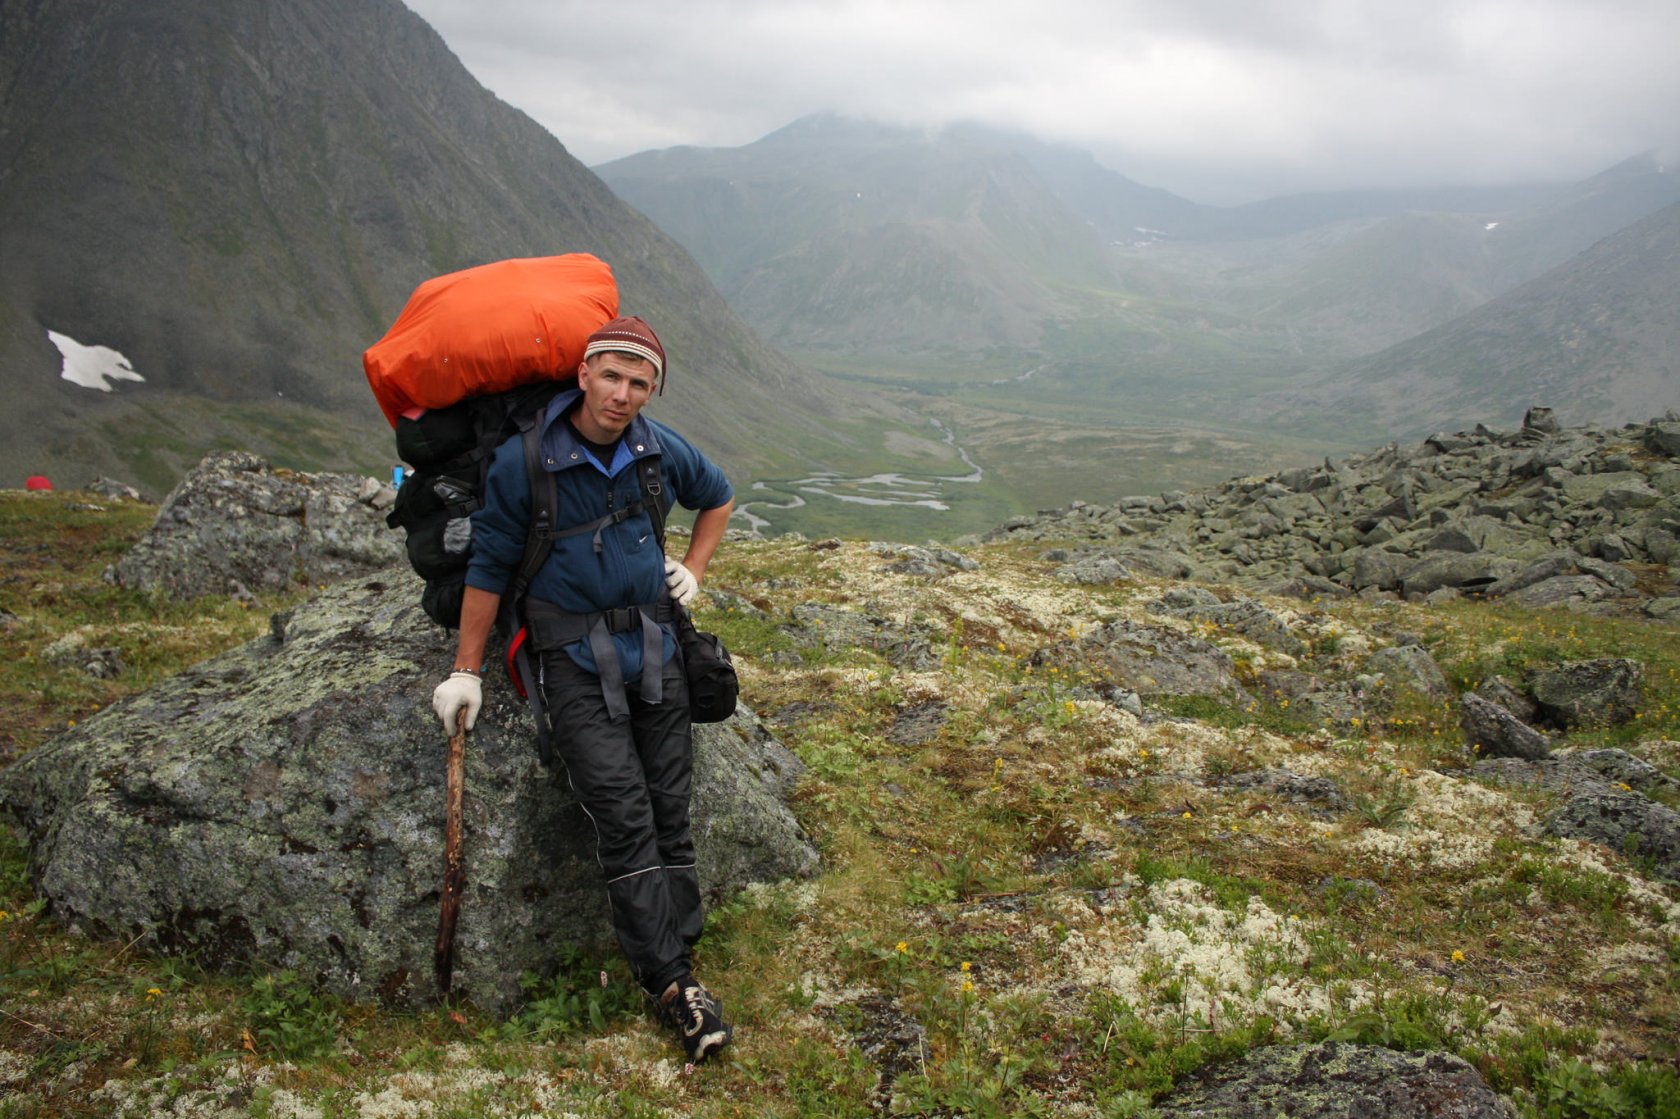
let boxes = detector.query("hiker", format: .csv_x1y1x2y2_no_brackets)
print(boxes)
430,315,737,1062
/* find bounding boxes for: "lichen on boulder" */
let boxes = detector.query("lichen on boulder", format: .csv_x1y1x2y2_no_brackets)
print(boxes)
111,451,403,599
0,568,817,1015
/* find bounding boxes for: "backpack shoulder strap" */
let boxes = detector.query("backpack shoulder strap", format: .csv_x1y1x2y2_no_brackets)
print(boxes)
508,419,558,606
636,455,667,554
502,416,559,764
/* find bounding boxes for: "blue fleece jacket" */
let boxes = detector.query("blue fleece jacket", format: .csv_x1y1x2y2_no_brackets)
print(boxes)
465,388,733,681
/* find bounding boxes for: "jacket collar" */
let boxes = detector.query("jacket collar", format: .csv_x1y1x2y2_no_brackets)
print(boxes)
538,388,663,475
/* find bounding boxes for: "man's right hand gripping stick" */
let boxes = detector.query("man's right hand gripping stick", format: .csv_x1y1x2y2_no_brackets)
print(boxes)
432,671,482,734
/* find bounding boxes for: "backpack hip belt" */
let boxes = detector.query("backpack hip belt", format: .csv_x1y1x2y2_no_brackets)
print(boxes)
523,598,677,721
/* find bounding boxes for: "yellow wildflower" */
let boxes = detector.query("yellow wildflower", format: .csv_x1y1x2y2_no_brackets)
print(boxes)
960,961,972,973
962,979,974,993
895,941,909,955
145,987,163,1000
1451,950,1466,964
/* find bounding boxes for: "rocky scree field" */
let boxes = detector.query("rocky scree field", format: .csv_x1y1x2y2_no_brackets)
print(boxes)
0,484,1678,1117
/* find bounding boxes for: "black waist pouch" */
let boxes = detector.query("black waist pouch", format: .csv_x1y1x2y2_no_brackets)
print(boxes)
677,609,738,723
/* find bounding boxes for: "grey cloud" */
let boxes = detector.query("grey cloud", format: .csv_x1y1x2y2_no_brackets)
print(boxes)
403,0,1680,201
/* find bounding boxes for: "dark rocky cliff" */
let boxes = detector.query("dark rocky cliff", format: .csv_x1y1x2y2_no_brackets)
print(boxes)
0,0,848,492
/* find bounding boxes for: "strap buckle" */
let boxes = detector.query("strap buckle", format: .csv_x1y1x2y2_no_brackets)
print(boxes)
602,606,639,633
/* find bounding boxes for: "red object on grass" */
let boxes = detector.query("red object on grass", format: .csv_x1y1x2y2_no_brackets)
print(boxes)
24,475,52,491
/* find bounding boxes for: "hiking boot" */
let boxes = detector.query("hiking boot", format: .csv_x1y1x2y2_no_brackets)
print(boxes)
656,977,732,1062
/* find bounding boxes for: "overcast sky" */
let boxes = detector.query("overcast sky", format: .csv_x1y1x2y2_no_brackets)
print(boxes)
402,0,1678,204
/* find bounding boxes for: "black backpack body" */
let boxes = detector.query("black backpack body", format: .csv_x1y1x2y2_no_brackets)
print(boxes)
385,379,574,629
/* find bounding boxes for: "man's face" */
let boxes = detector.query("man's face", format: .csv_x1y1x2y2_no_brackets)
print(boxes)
574,352,657,442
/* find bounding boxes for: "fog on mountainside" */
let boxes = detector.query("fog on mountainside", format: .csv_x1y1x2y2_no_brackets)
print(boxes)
599,115,1678,449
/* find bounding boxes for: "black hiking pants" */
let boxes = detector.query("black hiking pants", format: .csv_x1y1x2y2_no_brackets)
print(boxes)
538,649,702,996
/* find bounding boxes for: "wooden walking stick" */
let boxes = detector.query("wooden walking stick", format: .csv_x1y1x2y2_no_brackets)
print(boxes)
435,708,467,994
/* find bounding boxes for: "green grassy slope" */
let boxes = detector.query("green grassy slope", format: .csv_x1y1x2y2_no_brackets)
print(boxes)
3,488,1677,1116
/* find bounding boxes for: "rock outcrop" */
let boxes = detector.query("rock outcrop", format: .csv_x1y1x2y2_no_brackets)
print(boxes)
1476,749,1680,883
981,411,1680,616
1152,1041,1516,1118
111,452,403,599
0,569,817,1015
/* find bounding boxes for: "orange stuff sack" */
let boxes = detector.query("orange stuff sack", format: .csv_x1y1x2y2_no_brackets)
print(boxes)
364,254,619,426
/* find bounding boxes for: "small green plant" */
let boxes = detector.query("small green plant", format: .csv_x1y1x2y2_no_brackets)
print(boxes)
1350,786,1414,829
237,969,343,1061
905,850,994,907
1527,1056,1680,1118
128,980,171,1066
508,945,642,1039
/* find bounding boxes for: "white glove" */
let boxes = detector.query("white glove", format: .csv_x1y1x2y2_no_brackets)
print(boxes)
432,671,482,733
664,558,698,606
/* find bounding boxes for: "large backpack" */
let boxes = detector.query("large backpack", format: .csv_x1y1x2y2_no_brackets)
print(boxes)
369,252,618,627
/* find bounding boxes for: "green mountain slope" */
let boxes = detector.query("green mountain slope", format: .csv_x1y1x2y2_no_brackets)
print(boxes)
601,115,1677,443
600,115,1130,359
0,0,871,494
1291,199,1680,437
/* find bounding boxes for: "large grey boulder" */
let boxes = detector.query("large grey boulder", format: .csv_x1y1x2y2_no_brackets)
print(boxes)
1055,618,1246,700
1546,791,1680,883
1216,768,1349,816
780,603,940,669
1648,421,1680,457
1399,551,1514,597
0,569,817,1015
1474,751,1679,883
1148,592,1306,656
1365,645,1450,704
1460,693,1551,761
112,451,403,599
1153,1041,1515,1118
1054,553,1134,585
1530,658,1642,730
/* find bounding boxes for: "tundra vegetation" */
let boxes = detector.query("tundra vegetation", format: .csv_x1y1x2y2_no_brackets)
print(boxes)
1,488,1677,1118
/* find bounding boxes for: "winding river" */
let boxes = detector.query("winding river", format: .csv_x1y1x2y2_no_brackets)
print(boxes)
735,418,983,534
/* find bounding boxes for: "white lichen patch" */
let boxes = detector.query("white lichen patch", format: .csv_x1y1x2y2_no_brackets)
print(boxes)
1344,770,1533,871
349,1083,436,1118
1230,725,1307,766
969,582,1126,639
1056,877,1365,1030
1346,826,1497,870
1636,737,1680,768
1075,701,1144,744
265,1090,327,1119
0,1048,30,1086
1138,719,1235,777
1552,839,1680,927
892,671,953,704
738,878,821,913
